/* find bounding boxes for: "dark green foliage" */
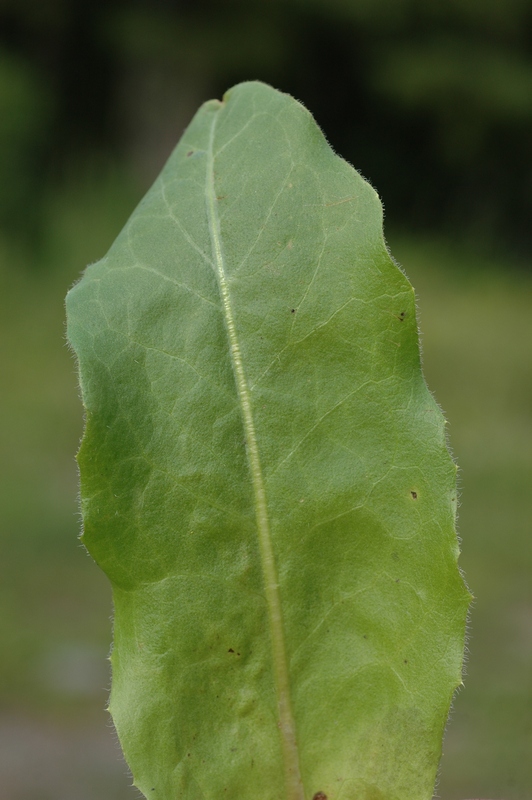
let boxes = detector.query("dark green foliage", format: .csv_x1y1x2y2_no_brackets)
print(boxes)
2,0,532,250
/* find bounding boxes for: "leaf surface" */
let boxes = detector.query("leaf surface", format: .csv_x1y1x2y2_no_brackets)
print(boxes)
66,81,470,800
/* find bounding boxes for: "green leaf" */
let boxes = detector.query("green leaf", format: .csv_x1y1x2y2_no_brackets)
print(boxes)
66,81,470,800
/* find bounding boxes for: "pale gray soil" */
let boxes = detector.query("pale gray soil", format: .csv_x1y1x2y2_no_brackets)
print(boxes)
0,714,137,800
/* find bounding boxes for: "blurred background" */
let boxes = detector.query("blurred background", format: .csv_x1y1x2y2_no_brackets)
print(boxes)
0,1,531,798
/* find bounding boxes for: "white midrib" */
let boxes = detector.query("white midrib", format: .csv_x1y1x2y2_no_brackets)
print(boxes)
206,112,304,800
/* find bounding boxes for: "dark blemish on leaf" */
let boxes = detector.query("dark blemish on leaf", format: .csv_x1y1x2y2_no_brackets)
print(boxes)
395,578,400,583
313,792,328,800
411,490,418,499
399,311,406,321
404,659,408,664
291,308,296,313
217,195,226,200
363,635,367,639
186,150,194,157
228,648,234,653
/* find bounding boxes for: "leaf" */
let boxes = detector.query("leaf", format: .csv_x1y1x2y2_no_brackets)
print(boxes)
66,82,470,800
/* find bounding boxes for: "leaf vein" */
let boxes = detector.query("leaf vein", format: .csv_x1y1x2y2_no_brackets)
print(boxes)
206,108,304,800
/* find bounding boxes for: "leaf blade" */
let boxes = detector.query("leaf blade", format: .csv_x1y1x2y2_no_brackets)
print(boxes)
66,81,470,800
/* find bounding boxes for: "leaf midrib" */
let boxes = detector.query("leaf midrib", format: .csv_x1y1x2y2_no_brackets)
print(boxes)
205,106,304,800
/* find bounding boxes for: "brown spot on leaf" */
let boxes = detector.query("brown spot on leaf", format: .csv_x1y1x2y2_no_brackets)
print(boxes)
313,793,327,800
228,648,234,653
186,151,194,157
411,491,418,499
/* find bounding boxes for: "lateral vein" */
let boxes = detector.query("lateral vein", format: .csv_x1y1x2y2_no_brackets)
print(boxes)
206,109,304,800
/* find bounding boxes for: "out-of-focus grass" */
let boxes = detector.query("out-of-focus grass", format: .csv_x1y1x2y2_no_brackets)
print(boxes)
0,167,141,797
0,174,530,798
0,168,138,714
